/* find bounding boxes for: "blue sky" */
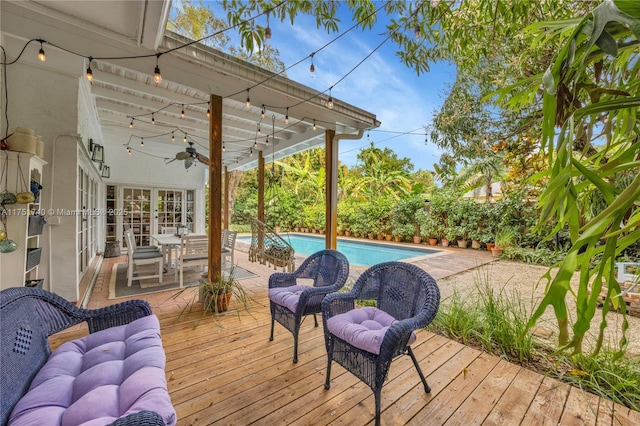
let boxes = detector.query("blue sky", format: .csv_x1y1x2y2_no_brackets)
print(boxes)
190,2,456,172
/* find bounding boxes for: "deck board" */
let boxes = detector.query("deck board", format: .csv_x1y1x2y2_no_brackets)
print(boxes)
55,251,640,425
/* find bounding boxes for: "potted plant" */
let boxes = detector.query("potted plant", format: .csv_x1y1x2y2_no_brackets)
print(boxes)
492,229,515,257
173,265,253,326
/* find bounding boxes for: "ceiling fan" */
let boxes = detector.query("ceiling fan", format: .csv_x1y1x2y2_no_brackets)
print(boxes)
168,142,209,169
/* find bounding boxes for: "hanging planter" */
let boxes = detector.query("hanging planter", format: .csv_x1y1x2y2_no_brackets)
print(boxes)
0,153,17,205
0,207,17,253
15,155,35,204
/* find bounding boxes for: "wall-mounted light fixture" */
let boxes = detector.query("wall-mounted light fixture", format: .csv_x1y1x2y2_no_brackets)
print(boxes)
91,143,104,162
101,165,110,178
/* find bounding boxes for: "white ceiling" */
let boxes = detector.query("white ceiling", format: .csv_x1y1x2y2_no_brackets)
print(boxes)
1,0,380,171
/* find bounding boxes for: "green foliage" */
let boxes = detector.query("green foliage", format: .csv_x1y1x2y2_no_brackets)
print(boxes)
502,246,566,267
390,195,425,238
513,0,640,355
265,191,303,231
428,270,536,363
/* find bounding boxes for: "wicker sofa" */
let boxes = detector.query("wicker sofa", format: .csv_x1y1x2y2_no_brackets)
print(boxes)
0,287,176,426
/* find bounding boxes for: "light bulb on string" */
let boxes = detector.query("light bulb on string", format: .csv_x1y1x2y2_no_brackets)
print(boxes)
265,9,272,39
181,104,185,119
285,107,289,125
171,132,175,142
258,124,261,135
313,119,316,131
151,113,155,124
309,53,315,75
86,57,93,82
414,24,421,39
222,142,226,152
245,89,251,108
253,140,257,149
127,147,131,155
153,54,162,84
206,102,210,118
140,137,144,147
129,118,134,128
265,136,269,145
327,88,334,109
37,40,46,61
183,133,187,143
250,148,253,157
261,105,265,119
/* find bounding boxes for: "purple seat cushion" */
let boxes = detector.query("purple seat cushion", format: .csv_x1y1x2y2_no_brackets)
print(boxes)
268,285,310,312
326,307,417,355
9,315,176,426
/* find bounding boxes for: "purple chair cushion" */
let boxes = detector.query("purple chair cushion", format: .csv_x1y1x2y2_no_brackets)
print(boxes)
9,315,176,426
268,285,310,312
326,307,417,355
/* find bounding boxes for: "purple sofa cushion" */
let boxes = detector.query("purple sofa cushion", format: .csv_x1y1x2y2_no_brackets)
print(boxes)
326,307,417,355
268,285,309,312
9,315,176,426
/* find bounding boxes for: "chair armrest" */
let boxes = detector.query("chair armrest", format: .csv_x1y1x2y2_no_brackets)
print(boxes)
109,410,166,426
268,272,298,289
85,299,153,333
321,292,356,319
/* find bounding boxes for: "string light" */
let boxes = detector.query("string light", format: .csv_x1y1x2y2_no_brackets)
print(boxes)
265,9,272,39
309,53,315,74
37,40,46,61
181,104,185,118
313,119,316,131
127,147,131,155
265,136,269,145
222,142,226,152
285,107,289,124
245,89,251,108
327,88,334,109
253,140,257,149
183,133,187,143
414,24,421,39
153,54,162,84
250,148,253,157
261,105,265,118
206,101,210,118
129,118,134,128
140,137,144,147
86,57,93,82
151,113,155,124
258,124,261,135
171,132,175,142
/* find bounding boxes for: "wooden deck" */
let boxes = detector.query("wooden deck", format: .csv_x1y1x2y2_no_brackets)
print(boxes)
61,243,640,425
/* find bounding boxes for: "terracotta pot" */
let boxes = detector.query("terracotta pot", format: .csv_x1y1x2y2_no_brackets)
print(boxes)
274,226,281,234
215,293,232,312
429,238,438,246
472,240,482,249
486,242,495,251
394,236,402,242
457,239,468,248
385,234,392,241
413,236,422,244
344,231,351,237
491,247,503,257
377,233,384,240
441,238,450,247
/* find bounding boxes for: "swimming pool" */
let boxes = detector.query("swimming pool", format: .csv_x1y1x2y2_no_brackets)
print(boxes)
237,234,438,267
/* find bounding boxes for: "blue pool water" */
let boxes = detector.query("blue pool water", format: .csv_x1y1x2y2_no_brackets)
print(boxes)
237,234,438,267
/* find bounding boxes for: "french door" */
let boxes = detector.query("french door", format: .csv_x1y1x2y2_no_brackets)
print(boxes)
110,186,195,249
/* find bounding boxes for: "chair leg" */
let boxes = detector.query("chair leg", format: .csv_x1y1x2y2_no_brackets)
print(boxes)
269,318,275,341
408,346,430,393
292,330,299,363
158,260,163,283
324,356,332,390
127,263,133,287
313,313,318,327
374,389,382,426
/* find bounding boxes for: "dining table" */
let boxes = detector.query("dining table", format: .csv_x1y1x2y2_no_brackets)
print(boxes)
150,233,207,271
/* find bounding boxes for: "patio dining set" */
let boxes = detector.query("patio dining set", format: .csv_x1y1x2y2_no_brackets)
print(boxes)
124,227,238,287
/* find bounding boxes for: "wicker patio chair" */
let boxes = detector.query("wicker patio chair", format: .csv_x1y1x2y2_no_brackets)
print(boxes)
268,249,349,363
321,261,440,426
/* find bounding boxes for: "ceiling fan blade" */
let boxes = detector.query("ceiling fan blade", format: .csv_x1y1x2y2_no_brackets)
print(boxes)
164,157,177,164
176,152,190,160
196,153,210,165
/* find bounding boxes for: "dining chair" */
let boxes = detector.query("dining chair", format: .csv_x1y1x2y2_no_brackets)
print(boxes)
268,249,349,363
124,229,164,287
221,229,237,268
177,235,209,287
321,261,440,426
